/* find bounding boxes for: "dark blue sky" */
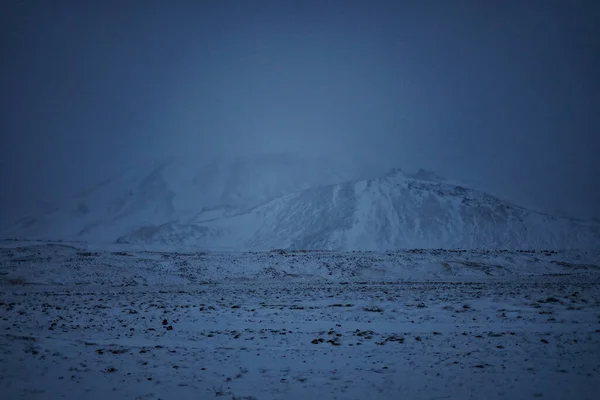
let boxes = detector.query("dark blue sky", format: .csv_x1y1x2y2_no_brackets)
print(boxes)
1,0,599,221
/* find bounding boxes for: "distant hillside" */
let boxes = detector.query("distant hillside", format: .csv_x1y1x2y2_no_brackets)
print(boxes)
2,153,359,242
117,168,600,250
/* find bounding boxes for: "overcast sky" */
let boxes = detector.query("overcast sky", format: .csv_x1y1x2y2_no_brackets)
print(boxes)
1,0,599,222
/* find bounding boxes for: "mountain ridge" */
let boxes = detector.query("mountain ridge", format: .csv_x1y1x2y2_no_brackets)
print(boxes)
1,154,363,241
116,167,600,251
3,154,598,250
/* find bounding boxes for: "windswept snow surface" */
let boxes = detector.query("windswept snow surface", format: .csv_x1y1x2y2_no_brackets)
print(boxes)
1,242,599,399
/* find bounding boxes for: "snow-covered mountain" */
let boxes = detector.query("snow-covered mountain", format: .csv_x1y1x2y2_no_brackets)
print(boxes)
2,153,360,242
4,155,599,250
117,169,600,250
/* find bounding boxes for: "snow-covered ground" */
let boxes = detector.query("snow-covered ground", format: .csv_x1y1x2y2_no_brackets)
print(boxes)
1,242,599,399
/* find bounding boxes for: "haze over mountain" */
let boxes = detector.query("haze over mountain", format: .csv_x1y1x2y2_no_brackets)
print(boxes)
3,154,598,251
1,154,370,242
3,1,600,227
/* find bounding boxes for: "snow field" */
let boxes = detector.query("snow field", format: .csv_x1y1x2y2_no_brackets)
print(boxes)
1,243,599,399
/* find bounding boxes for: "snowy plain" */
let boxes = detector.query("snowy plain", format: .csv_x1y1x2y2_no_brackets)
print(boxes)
1,241,599,399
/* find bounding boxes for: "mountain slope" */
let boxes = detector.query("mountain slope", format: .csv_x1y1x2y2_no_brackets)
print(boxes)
118,169,600,250
2,154,359,242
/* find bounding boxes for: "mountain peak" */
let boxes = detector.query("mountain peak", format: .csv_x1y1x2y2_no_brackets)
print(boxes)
117,167,600,251
4,155,600,250
406,168,447,183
